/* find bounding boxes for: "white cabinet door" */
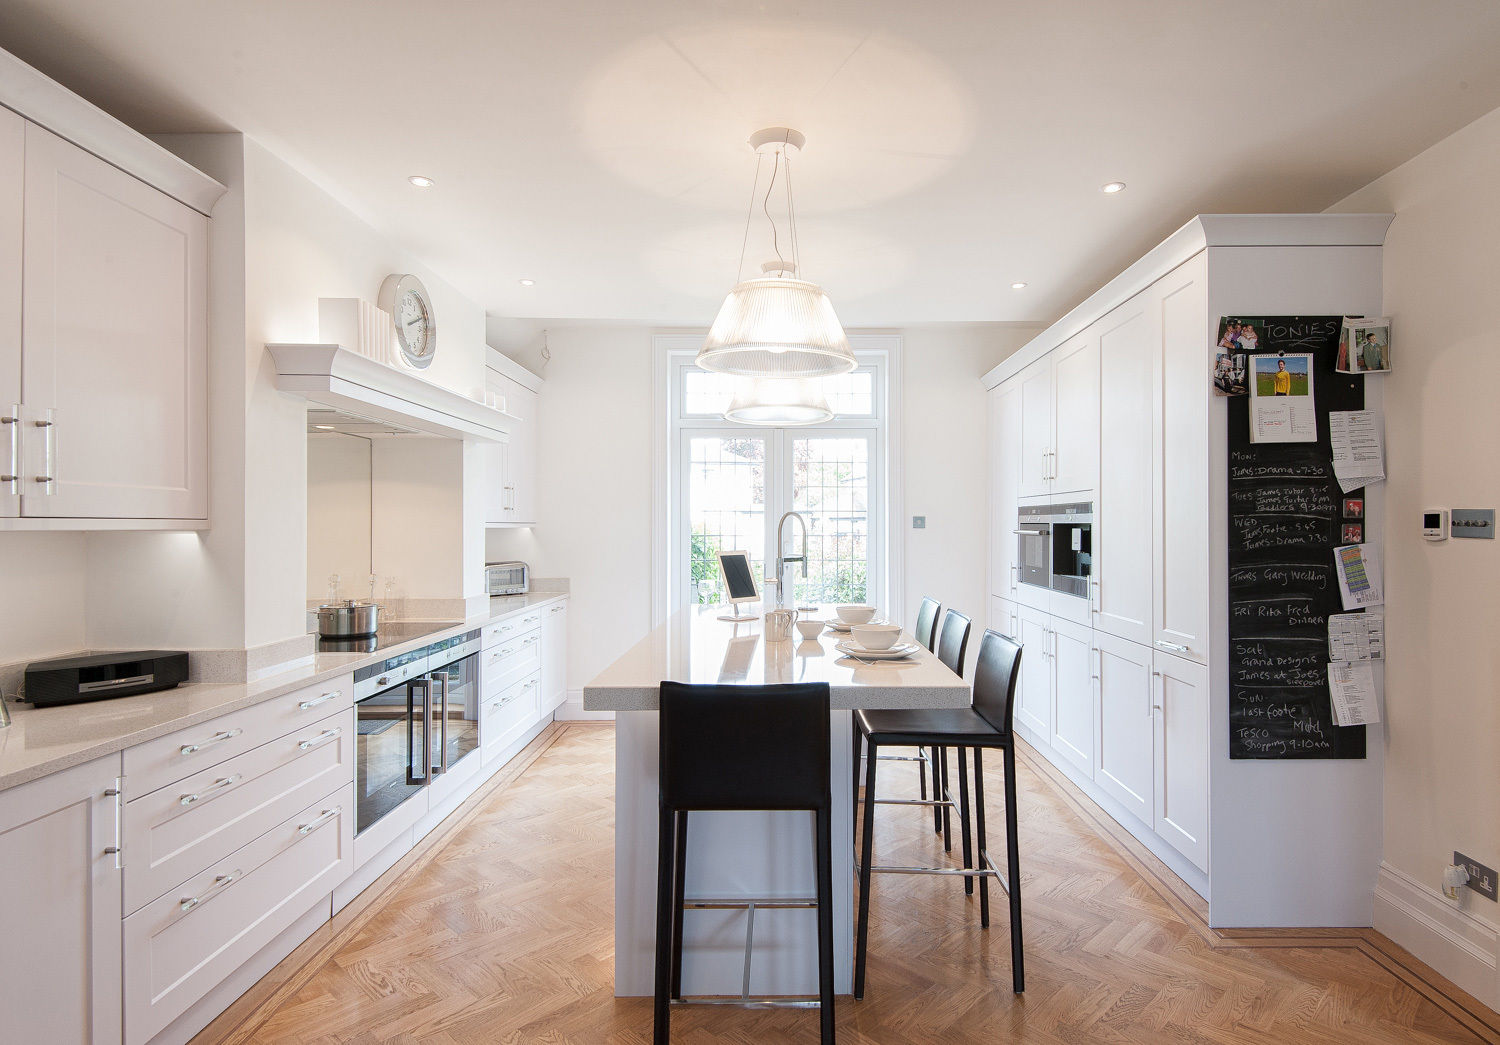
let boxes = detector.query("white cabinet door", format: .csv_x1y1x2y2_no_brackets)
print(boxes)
507,381,539,526
540,599,568,714
988,595,1018,641
1095,299,1155,645
1093,631,1154,824
21,122,209,520
1050,331,1098,496
1049,617,1094,775
988,379,1022,600
0,109,21,518
1017,357,1053,497
1153,253,1210,663
483,370,511,524
0,755,123,1045
1154,650,1209,871
1014,603,1052,738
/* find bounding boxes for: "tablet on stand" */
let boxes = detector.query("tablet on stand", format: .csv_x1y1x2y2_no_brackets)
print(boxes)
716,550,761,622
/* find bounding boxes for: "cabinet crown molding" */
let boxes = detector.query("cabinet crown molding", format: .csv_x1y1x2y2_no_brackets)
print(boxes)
0,46,226,215
981,213,1393,390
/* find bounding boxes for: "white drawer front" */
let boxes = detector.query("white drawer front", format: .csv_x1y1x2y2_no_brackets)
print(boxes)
124,674,354,798
482,610,541,650
483,672,540,762
123,783,352,1045
122,708,353,913
482,633,542,696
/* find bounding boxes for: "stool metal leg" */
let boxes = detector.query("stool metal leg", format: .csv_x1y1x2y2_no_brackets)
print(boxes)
930,745,943,834
938,747,952,851
917,746,927,802
815,805,836,1043
974,752,990,929
854,738,878,1000
1003,743,1025,993
670,811,688,1000
957,746,973,896
654,805,675,1044
851,719,862,830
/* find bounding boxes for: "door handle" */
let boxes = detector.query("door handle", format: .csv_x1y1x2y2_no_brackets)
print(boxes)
0,408,18,492
1154,640,1191,654
32,411,55,493
297,726,342,751
180,727,242,756
297,807,340,836
435,673,449,775
407,678,429,785
179,774,241,807
1151,670,1163,716
298,690,341,711
180,869,241,913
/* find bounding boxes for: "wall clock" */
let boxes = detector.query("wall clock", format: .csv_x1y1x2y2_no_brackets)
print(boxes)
378,273,437,370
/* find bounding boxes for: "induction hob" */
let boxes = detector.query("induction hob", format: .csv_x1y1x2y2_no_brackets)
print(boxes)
317,620,461,655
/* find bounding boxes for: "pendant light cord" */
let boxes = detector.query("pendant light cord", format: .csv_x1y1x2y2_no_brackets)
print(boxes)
786,147,800,277
735,152,764,284
763,149,785,276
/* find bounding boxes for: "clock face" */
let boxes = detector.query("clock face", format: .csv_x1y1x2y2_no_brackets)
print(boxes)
397,290,430,356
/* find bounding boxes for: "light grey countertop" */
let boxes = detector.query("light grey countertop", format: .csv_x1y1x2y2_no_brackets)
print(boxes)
583,604,971,712
0,592,567,794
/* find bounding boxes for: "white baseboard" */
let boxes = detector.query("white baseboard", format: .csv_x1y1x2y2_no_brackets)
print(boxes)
557,690,614,721
1374,861,1500,1009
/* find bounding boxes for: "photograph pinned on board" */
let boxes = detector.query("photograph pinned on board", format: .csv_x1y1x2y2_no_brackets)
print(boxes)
1343,496,1365,520
1337,317,1392,374
1342,522,1364,544
1213,318,1254,395
1249,351,1317,442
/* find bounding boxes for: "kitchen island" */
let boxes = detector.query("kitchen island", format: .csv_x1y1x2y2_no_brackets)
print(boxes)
584,604,971,998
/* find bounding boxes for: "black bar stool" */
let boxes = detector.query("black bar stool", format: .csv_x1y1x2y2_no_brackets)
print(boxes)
853,628,1025,998
655,681,835,1045
872,597,942,809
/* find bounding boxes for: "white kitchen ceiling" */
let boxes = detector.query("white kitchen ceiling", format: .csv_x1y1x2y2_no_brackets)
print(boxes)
3,1,1499,325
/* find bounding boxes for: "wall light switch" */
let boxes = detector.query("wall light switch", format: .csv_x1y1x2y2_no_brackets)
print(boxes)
1455,851,1498,901
912,516,926,529
1452,509,1495,539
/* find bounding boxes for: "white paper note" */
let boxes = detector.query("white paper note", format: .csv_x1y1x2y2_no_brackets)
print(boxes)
1328,612,1384,661
1334,542,1384,610
1248,352,1318,443
1328,662,1380,726
1329,410,1385,493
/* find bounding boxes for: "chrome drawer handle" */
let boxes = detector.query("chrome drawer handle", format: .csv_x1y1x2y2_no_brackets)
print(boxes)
499,646,516,657
180,728,243,756
180,869,241,912
524,615,540,624
297,808,340,836
297,726,342,751
1154,640,1191,654
298,690,341,710
522,635,539,646
179,774,241,806
524,679,538,689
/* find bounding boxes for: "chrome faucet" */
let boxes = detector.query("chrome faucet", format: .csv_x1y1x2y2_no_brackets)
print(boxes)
775,511,809,606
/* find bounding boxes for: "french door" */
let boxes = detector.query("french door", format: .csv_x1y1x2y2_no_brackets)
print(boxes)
680,428,880,610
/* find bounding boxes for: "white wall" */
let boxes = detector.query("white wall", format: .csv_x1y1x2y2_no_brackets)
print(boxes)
0,534,87,663
1328,103,1500,995
485,322,1040,697
307,434,373,601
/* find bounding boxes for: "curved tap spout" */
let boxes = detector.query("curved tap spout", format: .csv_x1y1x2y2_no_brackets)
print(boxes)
776,511,810,607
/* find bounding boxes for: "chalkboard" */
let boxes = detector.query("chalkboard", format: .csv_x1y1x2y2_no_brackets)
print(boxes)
1226,316,1366,760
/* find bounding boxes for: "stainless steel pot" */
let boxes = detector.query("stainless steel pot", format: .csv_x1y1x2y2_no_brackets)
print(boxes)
317,600,380,638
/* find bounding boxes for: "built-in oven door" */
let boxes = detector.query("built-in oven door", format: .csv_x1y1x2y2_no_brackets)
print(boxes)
429,650,480,775
355,682,425,834
1015,519,1051,589
1050,519,1092,598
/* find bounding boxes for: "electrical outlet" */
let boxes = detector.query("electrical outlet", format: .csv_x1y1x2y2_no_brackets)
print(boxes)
1455,851,1498,901
912,516,926,529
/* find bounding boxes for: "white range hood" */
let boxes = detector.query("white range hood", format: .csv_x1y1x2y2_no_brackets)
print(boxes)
267,343,514,442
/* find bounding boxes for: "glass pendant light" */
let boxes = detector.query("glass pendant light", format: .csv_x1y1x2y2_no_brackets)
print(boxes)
696,128,855,379
723,375,833,426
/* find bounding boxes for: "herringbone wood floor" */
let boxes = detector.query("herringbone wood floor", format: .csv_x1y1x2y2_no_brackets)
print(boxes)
194,723,1499,1044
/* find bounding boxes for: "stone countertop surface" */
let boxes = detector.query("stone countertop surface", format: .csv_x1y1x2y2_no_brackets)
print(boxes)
0,592,568,794
583,604,971,712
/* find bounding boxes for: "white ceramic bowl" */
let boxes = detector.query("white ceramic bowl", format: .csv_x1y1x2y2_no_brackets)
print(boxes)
795,619,825,640
851,623,901,650
836,604,877,625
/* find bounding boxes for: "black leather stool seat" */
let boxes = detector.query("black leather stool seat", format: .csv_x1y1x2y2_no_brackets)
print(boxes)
857,707,1007,747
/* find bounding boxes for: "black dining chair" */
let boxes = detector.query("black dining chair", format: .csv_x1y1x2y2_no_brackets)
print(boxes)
868,597,943,811
655,681,835,1044
852,628,1024,999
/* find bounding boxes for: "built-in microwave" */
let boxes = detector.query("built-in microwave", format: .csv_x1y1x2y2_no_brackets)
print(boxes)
485,561,529,596
1016,502,1093,598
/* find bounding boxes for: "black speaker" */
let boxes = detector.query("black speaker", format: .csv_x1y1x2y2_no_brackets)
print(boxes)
25,651,189,708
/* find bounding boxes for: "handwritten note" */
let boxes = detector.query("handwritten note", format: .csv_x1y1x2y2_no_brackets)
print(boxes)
1328,662,1380,726
1329,410,1385,493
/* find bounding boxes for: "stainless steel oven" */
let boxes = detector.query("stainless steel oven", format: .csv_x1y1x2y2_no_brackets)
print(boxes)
352,627,482,836
1015,502,1093,598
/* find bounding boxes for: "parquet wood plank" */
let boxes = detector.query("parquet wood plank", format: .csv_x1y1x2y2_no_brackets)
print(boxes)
191,723,1496,1045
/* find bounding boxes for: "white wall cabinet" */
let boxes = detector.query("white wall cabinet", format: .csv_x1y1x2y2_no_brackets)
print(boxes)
484,354,542,528
1049,332,1099,495
18,122,209,523
1017,358,1053,497
0,108,21,520
0,755,123,1045
988,379,1022,601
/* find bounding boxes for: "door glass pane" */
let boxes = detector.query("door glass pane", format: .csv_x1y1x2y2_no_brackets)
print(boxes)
822,370,874,416
682,371,737,416
790,436,870,606
687,435,767,605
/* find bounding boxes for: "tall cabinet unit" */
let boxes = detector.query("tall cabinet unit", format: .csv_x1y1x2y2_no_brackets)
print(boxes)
483,349,543,528
984,214,1390,927
0,108,20,520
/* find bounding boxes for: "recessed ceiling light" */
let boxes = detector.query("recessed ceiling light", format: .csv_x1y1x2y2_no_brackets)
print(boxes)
1010,282,1028,290
314,424,334,430
408,175,434,188
518,278,536,287
1101,181,1126,194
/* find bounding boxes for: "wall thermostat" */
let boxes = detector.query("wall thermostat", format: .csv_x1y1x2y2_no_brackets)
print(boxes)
1423,508,1449,541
